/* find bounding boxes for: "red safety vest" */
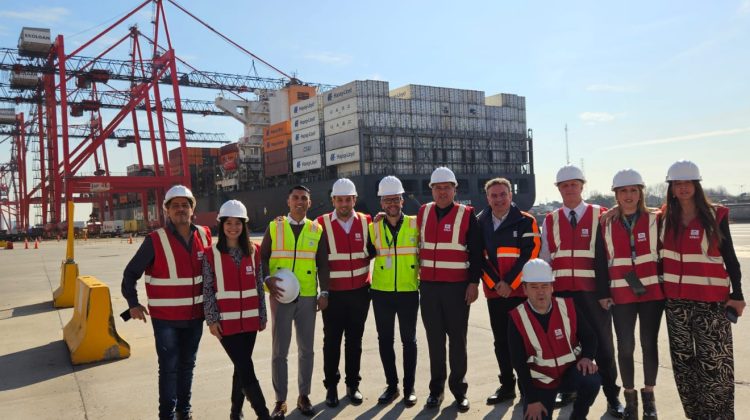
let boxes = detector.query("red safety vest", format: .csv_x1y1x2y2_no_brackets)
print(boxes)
319,212,371,291
660,206,731,302
145,226,211,320
544,205,603,292
602,211,664,304
510,298,581,389
418,202,472,282
205,244,261,335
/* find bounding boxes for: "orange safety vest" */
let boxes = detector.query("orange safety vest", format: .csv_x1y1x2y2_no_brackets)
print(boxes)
660,206,731,302
510,298,581,389
319,212,371,291
145,226,211,320
418,202,472,282
602,211,664,304
544,205,603,292
206,244,261,335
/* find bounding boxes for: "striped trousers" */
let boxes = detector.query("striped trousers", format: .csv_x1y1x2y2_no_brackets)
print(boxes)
666,299,734,419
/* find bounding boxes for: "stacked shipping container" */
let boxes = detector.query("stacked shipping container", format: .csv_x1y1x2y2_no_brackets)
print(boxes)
290,96,324,173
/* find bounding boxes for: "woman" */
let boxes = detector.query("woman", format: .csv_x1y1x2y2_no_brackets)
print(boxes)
660,160,744,419
203,200,271,420
596,169,664,420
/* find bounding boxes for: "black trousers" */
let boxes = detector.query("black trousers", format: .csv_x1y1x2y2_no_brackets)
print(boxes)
420,281,470,399
555,290,620,401
371,290,419,392
487,296,525,386
220,331,270,418
322,286,371,389
611,299,665,389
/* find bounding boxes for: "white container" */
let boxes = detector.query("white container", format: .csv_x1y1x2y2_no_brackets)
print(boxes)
268,90,289,125
325,129,360,151
292,139,321,158
0,108,16,124
290,96,321,118
293,154,322,173
292,112,319,132
323,80,390,106
326,144,360,166
325,114,359,136
10,71,39,89
292,125,320,145
18,27,51,56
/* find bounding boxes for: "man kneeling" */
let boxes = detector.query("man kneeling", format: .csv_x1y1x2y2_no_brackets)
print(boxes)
509,259,601,420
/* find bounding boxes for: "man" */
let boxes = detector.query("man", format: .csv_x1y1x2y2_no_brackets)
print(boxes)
539,165,624,417
418,166,483,413
477,178,540,405
261,185,327,419
367,176,420,407
317,178,372,407
509,259,602,420
121,185,212,420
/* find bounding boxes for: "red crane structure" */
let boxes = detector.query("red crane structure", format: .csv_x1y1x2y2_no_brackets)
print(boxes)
0,0,332,236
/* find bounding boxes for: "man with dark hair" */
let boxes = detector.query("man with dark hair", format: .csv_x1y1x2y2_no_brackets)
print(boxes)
261,185,328,419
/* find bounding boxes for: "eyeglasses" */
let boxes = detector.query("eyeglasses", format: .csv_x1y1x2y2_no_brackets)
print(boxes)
381,197,402,204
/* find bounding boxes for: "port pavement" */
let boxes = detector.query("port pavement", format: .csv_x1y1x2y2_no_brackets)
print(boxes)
1,227,750,419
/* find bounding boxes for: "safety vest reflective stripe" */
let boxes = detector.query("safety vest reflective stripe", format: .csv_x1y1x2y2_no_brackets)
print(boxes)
419,259,469,269
212,245,260,300
552,269,595,278
529,370,556,384
661,249,725,264
550,206,600,259
376,247,418,256
149,296,204,306
145,276,202,286
330,266,370,279
220,309,260,320
268,217,322,297
517,298,577,368
497,247,521,258
419,242,467,251
269,250,316,259
663,275,730,287
328,252,369,260
157,229,179,279
323,213,370,259
419,204,467,247
610,276,660,288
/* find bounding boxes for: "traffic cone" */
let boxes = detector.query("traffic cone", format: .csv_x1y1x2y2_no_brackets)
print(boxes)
24,238,29,249
34,239,39,249
128,234,133,244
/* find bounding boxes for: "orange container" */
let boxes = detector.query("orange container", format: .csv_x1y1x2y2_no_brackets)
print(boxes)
264,121,291,139
287,85,316,106
264,136,290,152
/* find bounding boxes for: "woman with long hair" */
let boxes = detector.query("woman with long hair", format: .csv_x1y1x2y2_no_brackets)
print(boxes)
596,169,665,419
660,160,744,419
203,200,271,420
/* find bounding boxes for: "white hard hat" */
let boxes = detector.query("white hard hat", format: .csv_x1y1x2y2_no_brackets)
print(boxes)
378,176,405,196
522,259,555,283
163,185,196,210
429,166,458,187
272,268,301,304
217,200,248,221
331,178,357,197
555,165,586,185
666,160,701,182
611,169,645,191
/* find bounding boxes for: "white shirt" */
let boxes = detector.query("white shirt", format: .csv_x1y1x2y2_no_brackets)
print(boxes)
492,211,509,231
331,211,358,234
286,214,308,226
539,201,588,262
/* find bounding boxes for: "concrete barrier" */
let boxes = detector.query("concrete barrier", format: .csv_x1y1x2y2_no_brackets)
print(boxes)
63,275,130,365
53,260,78,308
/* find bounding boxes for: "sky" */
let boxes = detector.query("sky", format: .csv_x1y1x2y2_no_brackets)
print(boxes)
1,1,749,221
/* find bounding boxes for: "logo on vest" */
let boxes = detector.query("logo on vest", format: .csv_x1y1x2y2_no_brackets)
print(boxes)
444,224,452,232
580,228,590,237
637,232,647,242
410,237,416,243
554,328,564,340
246,265,254,274
513,231,518,238
355,233,362,241
308,240,315,247
197,251,204,260
690,229,700,239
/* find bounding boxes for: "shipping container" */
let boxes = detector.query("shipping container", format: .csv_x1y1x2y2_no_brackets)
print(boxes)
292,125,320,145
263,121,291,139
10,71,39,89
264,136,290,153
325,114,359,136
335,161,363,177
0,108,16,124
264,161,289,177
293,154,322,173
326,144,360,166
264,148,289,164
291,112,319,132
323,80,390,106
325,129,360,151
292,139,321,158
18,27,51,57
286,85,316,106
268,90,289,125
323,96,390,120
289,96,322,118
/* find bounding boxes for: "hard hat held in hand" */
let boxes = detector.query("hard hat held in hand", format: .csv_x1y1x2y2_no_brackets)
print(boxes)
331,178,357,197
217,200,248,221
522,259,555,283
378,176,405,196
666,160,701,182
272,268,301,304
555,165,586,185
429,167,458,187
163,185,196,210
611,169,645,191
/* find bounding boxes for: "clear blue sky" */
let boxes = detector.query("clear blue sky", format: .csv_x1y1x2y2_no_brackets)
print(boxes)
1,0,749,221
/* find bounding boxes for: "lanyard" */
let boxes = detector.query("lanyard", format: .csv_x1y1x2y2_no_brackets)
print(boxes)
620,213,639,262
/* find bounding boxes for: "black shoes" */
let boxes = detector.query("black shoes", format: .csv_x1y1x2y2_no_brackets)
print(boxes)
270,401,287,419
296,395,315,416
554,392,576,408
607,397,625,418
377,386,400,405
325,387,339,407
486,383,517,405
425,393,444,408
455,397,470,413
346,387,363,405
403,389,418,407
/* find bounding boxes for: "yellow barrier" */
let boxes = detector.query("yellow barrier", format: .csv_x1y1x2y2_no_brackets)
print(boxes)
63,276,130,365
54,261,78,308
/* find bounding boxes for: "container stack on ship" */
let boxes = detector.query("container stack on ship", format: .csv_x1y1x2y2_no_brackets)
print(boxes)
113,80,534,231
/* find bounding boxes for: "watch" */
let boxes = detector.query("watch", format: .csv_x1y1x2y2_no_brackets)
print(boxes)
318,291,329,298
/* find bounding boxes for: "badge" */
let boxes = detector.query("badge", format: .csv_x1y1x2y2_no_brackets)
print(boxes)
554,328,564,340
246,266,254,274
197,251,204,259
637,232,646,241
385,256,392,269
309,240,314,247
355,233,362,241
690,229,700,239
444,224,452,232
513,231,517,238
581,228,589,237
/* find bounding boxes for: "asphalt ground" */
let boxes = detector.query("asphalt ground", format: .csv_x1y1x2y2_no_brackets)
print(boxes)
1,225,749,419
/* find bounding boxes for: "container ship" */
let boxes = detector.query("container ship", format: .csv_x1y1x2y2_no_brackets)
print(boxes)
111,79,535,232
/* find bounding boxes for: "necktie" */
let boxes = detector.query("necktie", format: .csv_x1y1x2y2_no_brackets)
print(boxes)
569,210,577,228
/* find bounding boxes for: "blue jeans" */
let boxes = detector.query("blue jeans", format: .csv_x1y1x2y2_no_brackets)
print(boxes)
152,318,204,419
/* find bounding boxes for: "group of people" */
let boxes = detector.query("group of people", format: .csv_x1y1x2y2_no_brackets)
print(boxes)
121,159,743,420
